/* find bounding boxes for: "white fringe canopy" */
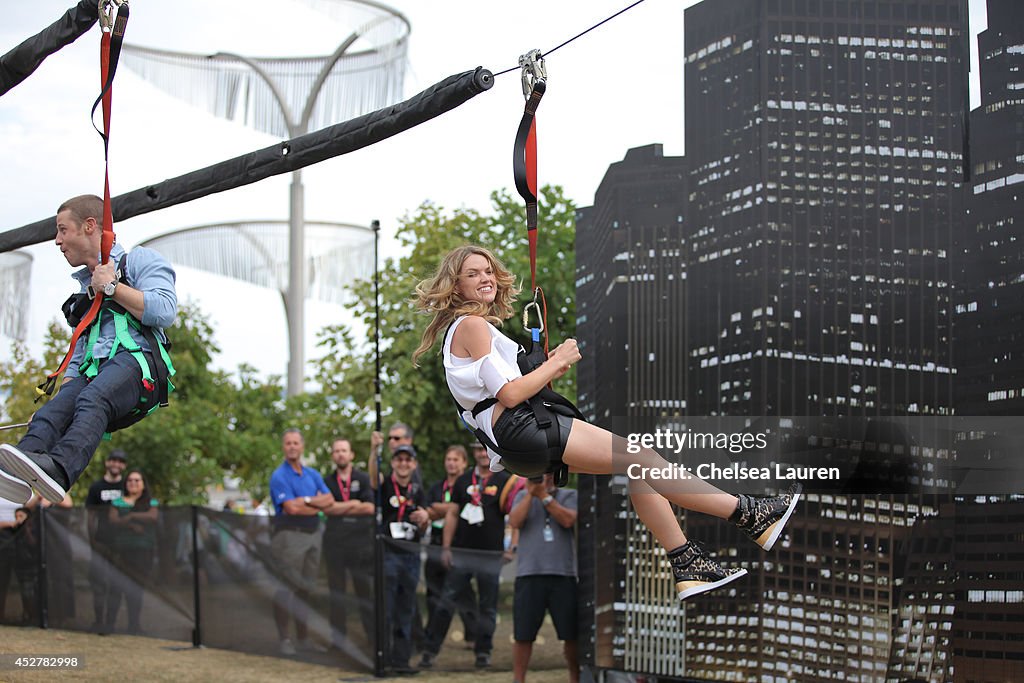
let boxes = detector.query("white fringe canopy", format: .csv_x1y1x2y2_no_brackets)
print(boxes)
0,251,32,341
138,222,375,305
120,0,410,138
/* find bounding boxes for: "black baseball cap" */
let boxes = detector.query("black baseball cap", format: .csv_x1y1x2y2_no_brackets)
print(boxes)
107,450,127,462
392,444,417,459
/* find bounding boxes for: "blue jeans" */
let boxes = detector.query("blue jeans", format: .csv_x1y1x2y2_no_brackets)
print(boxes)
424,551,501,656
18,352,144,486
383,549,421,668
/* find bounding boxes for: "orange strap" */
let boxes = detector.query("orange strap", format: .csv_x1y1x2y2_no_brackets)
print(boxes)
37,4,128,399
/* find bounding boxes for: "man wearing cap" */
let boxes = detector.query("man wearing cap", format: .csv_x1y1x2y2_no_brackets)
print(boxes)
378,444,429,675
369,421,424,488
370,421,428,649
84,449,127,631
268,428,334,656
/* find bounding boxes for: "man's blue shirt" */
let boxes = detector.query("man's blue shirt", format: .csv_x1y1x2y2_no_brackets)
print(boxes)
269,461,330,516
67,243,177,379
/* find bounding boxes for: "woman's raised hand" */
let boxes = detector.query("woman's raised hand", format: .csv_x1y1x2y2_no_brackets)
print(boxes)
549,338,581,376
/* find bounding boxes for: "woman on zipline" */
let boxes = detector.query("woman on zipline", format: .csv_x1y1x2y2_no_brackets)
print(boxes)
414,245,800,600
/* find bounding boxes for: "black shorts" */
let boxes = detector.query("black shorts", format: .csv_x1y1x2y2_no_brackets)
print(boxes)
513,575,578,642
491,403,574,478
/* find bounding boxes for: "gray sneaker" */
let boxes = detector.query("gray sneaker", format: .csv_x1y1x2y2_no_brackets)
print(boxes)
731,483,802,551
0,468,32,505
668,541,747,600
0,444,67,504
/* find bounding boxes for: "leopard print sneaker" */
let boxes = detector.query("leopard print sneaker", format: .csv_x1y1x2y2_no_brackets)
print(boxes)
668,541,748,600
731,482,802,551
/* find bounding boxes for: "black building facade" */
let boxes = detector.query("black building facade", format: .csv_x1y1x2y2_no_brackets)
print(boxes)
958,0,1024,415
684,0,967,417
575,144,690,426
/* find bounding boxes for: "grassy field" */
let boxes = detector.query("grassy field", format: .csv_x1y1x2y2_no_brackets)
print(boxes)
0,625,570,682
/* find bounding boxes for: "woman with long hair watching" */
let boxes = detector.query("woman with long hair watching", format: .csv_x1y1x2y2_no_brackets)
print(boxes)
105,469,159,632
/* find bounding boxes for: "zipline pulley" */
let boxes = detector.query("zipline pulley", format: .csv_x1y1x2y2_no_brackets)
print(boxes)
98,0,127,31
519,49,546,99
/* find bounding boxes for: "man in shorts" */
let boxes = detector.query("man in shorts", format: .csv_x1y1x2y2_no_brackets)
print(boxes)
507,472,579,683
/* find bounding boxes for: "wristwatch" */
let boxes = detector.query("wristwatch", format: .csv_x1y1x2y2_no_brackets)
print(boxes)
103,280,118,297
541,495,554,506
303,496,312,506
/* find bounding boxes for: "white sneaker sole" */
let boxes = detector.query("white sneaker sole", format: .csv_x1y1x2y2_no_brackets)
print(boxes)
677,567,748,600
0,443,66,504
758,484,803,552
0,468,32,505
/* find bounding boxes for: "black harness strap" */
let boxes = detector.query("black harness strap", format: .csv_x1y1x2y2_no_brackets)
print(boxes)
444,320,581,486
60,252,174,431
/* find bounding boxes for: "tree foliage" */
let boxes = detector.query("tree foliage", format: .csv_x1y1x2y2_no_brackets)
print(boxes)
309,185,577,483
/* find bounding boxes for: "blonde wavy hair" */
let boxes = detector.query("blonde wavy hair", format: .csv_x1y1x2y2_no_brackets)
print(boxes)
413,245,519,365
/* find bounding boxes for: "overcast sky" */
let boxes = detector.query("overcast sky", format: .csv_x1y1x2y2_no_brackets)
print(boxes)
0,0,989,388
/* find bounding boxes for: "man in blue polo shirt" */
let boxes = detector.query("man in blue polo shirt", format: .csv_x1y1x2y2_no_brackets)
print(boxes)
269,428,334,656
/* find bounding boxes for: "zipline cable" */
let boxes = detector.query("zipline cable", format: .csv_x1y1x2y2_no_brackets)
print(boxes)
492,0,648,78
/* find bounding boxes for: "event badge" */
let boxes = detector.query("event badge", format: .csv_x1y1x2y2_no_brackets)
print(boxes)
543,522,555,543
390,522,416,540
461,503,484,526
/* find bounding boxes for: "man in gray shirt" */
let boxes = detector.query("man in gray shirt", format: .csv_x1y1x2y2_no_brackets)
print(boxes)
507,473,578,683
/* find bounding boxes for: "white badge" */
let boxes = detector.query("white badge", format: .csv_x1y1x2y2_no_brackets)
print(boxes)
543,523,555,543
390,522,415,540
461,503,484,525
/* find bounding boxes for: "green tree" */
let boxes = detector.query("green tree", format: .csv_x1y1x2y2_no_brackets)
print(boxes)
0,320,70,430
310,185,577,484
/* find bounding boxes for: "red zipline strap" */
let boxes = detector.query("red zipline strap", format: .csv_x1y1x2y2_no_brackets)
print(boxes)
513,80,545,291
513,50,549,356
37,1,129,400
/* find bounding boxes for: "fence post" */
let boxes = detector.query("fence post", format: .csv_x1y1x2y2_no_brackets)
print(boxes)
374,504,386,675
191,505,202,647
37,505,47,629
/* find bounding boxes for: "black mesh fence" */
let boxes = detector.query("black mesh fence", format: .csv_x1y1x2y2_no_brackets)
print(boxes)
0,505,571,675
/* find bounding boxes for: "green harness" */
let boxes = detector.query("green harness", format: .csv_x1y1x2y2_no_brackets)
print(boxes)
78,302,176,434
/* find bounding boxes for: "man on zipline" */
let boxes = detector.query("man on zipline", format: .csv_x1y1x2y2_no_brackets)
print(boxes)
0,194,176,505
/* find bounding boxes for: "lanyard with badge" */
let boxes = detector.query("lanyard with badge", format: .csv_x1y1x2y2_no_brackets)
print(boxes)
389,475,417,540
336,471,351,502
543,495,555,542
462,470,488,526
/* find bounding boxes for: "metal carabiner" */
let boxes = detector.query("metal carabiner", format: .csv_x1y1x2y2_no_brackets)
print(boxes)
518,49,547,100
522,288,545,339
98,0,127,31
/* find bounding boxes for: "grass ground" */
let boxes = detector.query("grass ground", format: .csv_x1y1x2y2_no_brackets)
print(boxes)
0,625,569,682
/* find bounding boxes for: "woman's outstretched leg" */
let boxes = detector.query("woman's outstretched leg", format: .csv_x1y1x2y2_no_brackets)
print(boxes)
562,419,801,599
624,478,748,599
562,420,739,517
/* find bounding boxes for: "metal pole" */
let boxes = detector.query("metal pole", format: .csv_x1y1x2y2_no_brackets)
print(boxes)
373,219,382,433
371,219,386,676
286,170,306,396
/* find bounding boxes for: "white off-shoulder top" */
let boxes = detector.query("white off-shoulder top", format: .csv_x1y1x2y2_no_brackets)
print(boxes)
443,315,523,472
